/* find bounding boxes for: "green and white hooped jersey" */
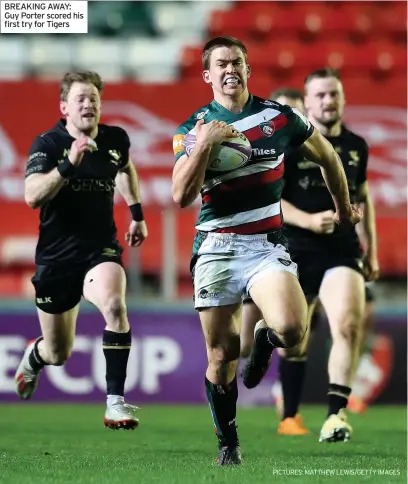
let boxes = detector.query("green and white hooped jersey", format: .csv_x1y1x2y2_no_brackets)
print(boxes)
173,94,314,235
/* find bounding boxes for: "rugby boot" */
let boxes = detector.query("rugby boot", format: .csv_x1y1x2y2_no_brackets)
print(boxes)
242,320,274,389
274,390,305,425
15,338,42,400
217,445,242,466
319,408,352,443
104,402,140,430
277,415,309,435
348,395,368,414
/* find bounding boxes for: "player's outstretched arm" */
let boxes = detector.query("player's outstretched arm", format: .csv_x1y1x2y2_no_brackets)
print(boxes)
299,129,360,226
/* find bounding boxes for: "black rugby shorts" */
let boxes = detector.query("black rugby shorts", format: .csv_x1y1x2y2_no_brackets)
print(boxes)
32,246,123,314
292,250,364,303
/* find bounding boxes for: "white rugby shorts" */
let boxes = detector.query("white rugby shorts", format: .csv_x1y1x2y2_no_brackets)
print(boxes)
193,232,298,309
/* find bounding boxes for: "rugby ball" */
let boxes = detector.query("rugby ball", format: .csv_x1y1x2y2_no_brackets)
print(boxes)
183,130,252,172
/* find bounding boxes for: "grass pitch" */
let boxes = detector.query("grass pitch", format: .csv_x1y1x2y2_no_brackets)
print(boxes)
0,404,406,483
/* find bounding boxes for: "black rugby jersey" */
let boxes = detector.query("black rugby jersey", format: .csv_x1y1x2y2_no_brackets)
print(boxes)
25,120,129,265
282,125,368,255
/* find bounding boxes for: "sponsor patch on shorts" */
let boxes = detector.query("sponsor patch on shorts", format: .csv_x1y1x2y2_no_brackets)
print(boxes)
197,288,219,299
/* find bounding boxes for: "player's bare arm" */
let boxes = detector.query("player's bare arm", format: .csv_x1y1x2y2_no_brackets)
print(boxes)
116,158,148,247
115,158,142,205
25,136,95,209
281,199,335,234
25,170,66,209
281,199,310,229
172,120,236,207
299,129,360,225
356,182,379,281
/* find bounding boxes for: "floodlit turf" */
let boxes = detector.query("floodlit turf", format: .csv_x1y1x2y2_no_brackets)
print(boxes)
0,405,406,483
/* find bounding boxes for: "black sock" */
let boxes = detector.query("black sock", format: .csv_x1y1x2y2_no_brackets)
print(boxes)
279,357,307,419
205,376,238,448
103,330,132,396
28,337,46,371
328,383,352,416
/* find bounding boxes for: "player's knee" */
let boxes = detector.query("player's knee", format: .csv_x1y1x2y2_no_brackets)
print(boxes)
208,333,241,364
338,313,362,344
103,296,127,330
278,322,307,349
280,345,308,359
46,348,71,366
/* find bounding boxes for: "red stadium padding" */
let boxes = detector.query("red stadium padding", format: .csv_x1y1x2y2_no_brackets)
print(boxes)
181,38,406,82
209,9,255,39
208,1,406,45
302,8,375,43
182,41,407,82
370,3,407,41
304,42,407,76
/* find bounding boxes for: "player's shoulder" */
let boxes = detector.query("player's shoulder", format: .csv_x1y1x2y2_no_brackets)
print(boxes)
251,95,309,125
251,95,286,112
175,102,216,135
30,125,61,152
32,120,72,154
37,122,62,141
341,125,369,150
98,124,129,143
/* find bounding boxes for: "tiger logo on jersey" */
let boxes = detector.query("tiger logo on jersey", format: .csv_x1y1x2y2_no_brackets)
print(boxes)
173,134,185,155
260,121,274,137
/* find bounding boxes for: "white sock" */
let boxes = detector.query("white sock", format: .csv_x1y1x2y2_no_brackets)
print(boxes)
107,395,124,407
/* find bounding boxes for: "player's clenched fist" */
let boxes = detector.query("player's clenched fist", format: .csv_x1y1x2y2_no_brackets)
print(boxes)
195,119,237,145
125,220,148,247
308,210,335,234
69,136,98,165
333,205,362,227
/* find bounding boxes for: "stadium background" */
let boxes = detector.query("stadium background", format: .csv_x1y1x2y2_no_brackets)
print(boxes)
0,0,406,409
